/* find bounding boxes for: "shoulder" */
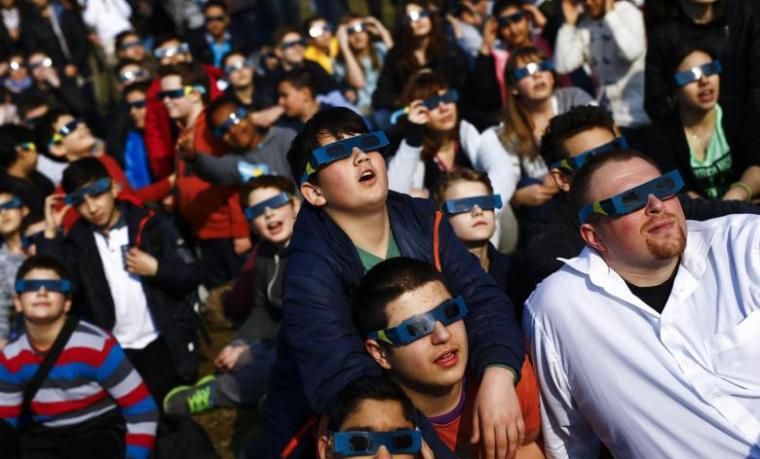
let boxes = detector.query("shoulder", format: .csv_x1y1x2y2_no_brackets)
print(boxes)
525,259,592,320
70,320,113,351
687,214,760,249
555,87,594,108
612,1,643,16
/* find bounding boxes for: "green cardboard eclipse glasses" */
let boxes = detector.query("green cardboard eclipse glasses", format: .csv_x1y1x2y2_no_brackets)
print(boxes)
578,170,684,223
65,177,112,206
300,131,389,184
332,430,422,456
244,192,291,220
550,136,629,172
444,194,502,215
367,296,468,346
674,61,722,87
15,279,72,294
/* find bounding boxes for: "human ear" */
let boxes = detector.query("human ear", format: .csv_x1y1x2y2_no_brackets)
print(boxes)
317,435,332,459
300,181,327,207
580,222,606,253
63,296,72,314
549,169,571,192
364,339,392,370
13,295,23,314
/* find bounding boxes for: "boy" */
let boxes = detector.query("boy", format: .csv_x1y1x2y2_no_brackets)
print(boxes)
0,188,30,346
0,255,158,458
0,124,54,221
37,158,201,403
264,107,525,459
165,175,299,415
353,257,543,458
277,68,330,131
317,376,434,459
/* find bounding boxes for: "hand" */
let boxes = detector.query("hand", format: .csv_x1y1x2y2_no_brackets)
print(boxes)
471,367,525,459
561,0,582,26
542,173,560,192
64,64,78,78
125,247,159,277
480,18,498,55
407,100,430,125
233,237,252,255
336,24,350,48
177,128,196,160
0,338,7,351
420,439,435,459
446,14,463,38
214,344,251,371
344,89,358,104
512,184,556,207
522,3,547,28
44,193,69,238
364,16,382,34
722,186,751,202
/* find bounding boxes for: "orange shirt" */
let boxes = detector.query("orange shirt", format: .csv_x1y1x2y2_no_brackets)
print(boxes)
431,356,541,454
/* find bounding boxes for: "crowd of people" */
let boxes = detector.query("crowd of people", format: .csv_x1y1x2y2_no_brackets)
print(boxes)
0,0,759,458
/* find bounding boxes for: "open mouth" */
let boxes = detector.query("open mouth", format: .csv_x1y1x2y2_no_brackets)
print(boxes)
267,221,283,234
697,89,714,102
358,169,376,183
434,349,459,368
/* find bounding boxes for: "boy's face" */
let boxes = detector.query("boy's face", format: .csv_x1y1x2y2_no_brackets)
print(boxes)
50,114,96,160
125,89,147,129
0,193,27,237
246,186,299,246
210,103,255,149
13,268,72,324
278,81,311,118
302,132,388,214
224,54,253,89
318,399,417,459
73,180,120,231
160,75,201,121
552,126,617,192
278,32,305,66
117,33,146,61
443,180,496,245
368,281,468,391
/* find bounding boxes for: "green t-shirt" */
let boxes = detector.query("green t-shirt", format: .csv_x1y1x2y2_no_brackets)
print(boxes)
688,104,733,199
355,231,401,271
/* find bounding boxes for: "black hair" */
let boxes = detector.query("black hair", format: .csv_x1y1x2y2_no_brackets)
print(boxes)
539,106,616,168
123,81,150,99
0,124,35,169
203,0,229,15
16,90,52,121
273,26,302,47
492,0,525,18
158,62,210,104
15,254,71,284
287,107,369,183
352,257,450,336
114,30,141,51
33,109,67,153
206,94,240,125
61,157,110,194
155,34,185,51
327,376,417,432
221,50,247,69
278,67,317,97
568,149,662,214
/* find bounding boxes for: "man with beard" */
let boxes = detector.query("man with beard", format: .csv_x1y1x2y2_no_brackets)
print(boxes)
524,149,760,459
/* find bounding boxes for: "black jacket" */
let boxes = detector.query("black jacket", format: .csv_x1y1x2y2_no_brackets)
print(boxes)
184,28,245,68
0,171,54,222
37,200,201,381
20,5,89,73
645,0,760,120
524,192,760,286
646,102,760,199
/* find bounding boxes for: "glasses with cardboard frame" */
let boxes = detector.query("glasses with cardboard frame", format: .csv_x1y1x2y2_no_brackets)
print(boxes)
244,192,291,220
65,177,112,206
15,279,72,294
550,137,629,172
332,430,422,456
673,61,722,87
367,296,468,346
301,131,389,183
444,194,503,215
512,60,554,81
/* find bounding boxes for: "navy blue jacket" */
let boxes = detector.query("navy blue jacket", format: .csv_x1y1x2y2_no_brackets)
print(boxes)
263,191,525,457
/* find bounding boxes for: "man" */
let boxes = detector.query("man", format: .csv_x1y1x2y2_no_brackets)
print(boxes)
524,149,760,458
186,0,242,69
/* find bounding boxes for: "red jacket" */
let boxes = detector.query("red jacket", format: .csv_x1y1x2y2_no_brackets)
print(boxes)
175,110,249,240
144,64,223,180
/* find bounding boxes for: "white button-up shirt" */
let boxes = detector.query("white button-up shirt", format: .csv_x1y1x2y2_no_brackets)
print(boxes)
524,214,760,459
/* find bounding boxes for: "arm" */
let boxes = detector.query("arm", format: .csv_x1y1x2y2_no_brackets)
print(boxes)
96,337,158,459
387,125,426,194
143,96,176,180
603,2,646,62
723,166,760,201
132,176,173,202
554,0,586,74
371,51,399,110
477,128,522,204
337,25,366,89
187,152,245,185
644,27,675,121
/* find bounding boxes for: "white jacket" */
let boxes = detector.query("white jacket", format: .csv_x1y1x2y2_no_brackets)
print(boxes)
524,214,760,459
554,1,649,128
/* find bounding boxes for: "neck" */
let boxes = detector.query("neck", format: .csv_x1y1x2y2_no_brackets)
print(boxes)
300,100,320,122
98,206,121,234
181,104,204,130
26,315,67,352
210,31,227,43
234,84,253,105
325,205,390,257
679,0,715,24
611,256,680,288
467,242,490,272
524,95,553,115
401,378,463,418
6,161,31,180
679,104,715,129
4,232,24,255
65,148,89,162
246,127,265,149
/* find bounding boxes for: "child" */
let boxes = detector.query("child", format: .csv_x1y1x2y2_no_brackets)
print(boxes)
264,107,524,459
37,158,201,403
353,257,543,458
164,175,300,415
317,376,434,459
0,188,30,347
0,124,54,221
0,255,158,458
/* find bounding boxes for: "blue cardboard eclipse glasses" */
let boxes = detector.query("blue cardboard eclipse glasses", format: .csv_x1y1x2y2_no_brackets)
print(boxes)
390,89,459,124
244,192,291,220
15,279,72,294
674,61,722,87
154,43,190,59
406,9,430,22
213,108,248,138
157,85,206,101
301,131,389,183
49,119,80,146
497,11,526,27
65,177,112,206
512,60,554,81
367,296,468,346
0,197,23,210
224,59,252,75
578,170,684,223
550,136,629,172
444,194,502,215
333,430,422,456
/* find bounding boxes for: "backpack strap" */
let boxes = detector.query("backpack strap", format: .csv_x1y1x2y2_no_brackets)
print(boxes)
433,210,443,273
19,316,79,432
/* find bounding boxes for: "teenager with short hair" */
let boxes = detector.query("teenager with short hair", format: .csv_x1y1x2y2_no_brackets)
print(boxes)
277,67,328,130
37,158,201,403
264,107,526,459
353,257,543,458
0,255,158,459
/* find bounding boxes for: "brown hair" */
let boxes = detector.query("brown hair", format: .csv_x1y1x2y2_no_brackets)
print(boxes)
158,62,210,104
433,168,494,207
397,70,459,161
499,46,555,161
339,12,381,70
391,1,449,79
239,175,297,207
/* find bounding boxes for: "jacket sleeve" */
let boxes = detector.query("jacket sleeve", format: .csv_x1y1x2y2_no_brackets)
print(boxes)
603,2,646,62
554,24,587,74
477,128,522,203
143,98,176,180
387,128,425,194
524,211,585,286
280,252,381,413
437,207,525,380
644,26,675,121
133,177,172,203
149,217,201,297
188,153,244,185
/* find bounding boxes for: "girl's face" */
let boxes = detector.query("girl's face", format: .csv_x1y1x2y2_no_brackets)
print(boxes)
674,50,719,112
513,56,554,103
426,88,458,132
406,3,432,38
497,6,531,48
443,180,496,245
346,18,370,52
0,193,26,237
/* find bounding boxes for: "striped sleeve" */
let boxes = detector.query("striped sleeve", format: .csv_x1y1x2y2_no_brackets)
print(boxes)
96,336,158,459
0,348,23,428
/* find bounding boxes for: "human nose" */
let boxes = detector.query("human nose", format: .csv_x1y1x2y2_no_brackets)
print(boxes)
352,146,370,163
471,204,483,216
83,195,97,213
430,321,451,345
644,193,665,214
374,445,392,459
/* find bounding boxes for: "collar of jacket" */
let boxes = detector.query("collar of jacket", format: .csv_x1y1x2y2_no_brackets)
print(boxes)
67,200,155,248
